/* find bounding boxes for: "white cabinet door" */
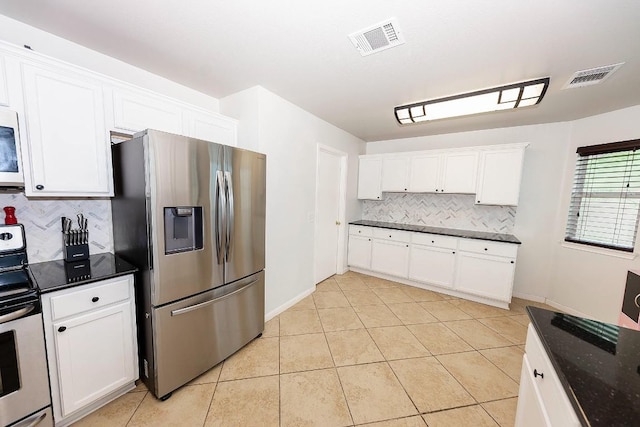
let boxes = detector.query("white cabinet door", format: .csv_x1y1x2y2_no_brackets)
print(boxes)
515,355,552,427
476,147,525,206
409,154,440,192
54,301,135,416
357,157,383,200
440,150,478,193
0,56,8,106
381,157,410,192
348,235,372,269
110,86,183,134
454,251,515,302
183,108,237,146
371,239,409,278
21,63,112,196
408,244,456,288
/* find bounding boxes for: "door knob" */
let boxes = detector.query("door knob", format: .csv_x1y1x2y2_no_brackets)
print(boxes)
335,221,341,225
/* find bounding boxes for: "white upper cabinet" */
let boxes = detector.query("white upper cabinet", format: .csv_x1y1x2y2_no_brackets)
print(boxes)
183,108,237,146
108,86,183,134
21,62,113,196
409,154,440,192
0,56,8,106
381,156,410,192
440,150,478,193
358,157,383,200
476,145,527,206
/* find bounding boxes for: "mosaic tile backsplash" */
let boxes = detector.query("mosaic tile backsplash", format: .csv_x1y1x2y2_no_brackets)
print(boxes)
362,193,516,234
0,192,113,263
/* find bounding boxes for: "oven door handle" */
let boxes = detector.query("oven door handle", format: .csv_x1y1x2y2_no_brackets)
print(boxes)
0,304,35,325
15,410,48,427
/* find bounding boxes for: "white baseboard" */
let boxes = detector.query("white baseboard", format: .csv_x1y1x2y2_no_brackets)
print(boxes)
511,291,546,303
265,286,316,321
544,299,593,320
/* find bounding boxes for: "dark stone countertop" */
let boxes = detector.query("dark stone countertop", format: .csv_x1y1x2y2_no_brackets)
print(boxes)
349,220,521,244
527,306,640,427
30,252,138,294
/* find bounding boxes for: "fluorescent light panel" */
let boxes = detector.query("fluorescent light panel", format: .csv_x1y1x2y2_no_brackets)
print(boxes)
395,77,550,125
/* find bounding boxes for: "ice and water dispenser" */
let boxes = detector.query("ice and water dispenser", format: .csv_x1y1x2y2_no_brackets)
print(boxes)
163,206,204,254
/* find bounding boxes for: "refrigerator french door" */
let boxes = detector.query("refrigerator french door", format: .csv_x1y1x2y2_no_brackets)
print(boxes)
112,129,266,399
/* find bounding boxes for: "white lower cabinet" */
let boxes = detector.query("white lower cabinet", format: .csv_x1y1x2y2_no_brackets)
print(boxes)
347,234,372,269
371,239,409,278
454,251,516,302
408,244,456,288
42,275,138,426
515,325,580,427
347,224,519,307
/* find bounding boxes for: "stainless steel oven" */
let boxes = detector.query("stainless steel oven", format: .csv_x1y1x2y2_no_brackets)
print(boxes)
0,224,52,427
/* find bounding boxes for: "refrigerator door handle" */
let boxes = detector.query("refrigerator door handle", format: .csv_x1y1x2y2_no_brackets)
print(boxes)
224,171,234,260
215,170,226,265
170,278,258,316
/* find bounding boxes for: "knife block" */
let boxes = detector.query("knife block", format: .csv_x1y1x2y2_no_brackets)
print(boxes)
63,230,89,262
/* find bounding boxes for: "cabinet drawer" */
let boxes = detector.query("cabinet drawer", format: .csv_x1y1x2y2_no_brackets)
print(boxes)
372,228,411,243
50,276,133,321
411,233,458,250
458,239,518,257
349,225,372,237
524,325,580,426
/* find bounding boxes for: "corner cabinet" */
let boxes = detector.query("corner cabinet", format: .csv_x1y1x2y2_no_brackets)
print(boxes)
21,62,113,196
41,275,138,426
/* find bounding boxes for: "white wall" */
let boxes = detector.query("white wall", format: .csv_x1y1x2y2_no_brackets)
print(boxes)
0,14,219,111
221,86,364,317
548,105,640,323
367,123,571,304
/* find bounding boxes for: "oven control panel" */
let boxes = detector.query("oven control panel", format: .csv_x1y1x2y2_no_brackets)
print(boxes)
0,224,25,253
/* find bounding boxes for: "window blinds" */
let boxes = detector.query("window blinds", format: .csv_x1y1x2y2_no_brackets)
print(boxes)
565,139,640,252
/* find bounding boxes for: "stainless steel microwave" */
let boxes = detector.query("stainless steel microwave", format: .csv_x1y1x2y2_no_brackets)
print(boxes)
0,109,24,187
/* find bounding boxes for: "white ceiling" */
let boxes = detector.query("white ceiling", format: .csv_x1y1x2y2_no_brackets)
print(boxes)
1,1,639,142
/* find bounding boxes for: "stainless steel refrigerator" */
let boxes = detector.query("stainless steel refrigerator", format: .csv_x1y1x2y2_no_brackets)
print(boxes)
111,129,265,399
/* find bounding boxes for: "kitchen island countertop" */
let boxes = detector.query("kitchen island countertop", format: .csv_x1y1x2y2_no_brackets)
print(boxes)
349,220,521,244
527,306,640,426
30,252,138,293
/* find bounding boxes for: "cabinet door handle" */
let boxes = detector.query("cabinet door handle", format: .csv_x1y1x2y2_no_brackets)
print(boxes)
389,235,392,238
92,296,100,302
533,369,544,379
452,251,455,254
510,261,515,264
406,244,409,247
477,200,481,203
58,326,67,333
35,184,44,190
484,248,488,251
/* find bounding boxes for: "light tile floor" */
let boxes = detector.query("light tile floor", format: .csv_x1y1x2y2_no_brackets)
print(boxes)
73,272,556,427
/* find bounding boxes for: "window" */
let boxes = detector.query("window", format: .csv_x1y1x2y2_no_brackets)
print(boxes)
565,139,640,252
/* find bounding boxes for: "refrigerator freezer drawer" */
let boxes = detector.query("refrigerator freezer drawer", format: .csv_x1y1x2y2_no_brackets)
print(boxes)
151,271,264,398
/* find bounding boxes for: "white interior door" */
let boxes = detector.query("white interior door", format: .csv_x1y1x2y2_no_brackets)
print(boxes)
314,146,345,283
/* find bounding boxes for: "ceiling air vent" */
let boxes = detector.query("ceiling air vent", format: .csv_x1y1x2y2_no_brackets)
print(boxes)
348,18,405,56
563,63,624,89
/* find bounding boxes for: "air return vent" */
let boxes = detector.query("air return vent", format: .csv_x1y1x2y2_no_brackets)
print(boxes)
348,18,405,56
563,63,624,89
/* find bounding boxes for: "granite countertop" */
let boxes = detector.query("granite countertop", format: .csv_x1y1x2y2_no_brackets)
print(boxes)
349,220,521,244
527,306,640,426
30,252,138,293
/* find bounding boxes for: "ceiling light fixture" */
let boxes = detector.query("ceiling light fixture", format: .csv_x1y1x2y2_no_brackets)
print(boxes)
394,77,550,125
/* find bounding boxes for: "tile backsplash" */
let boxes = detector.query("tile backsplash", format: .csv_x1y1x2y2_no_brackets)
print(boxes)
0,192,113,263
362,193,516,234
